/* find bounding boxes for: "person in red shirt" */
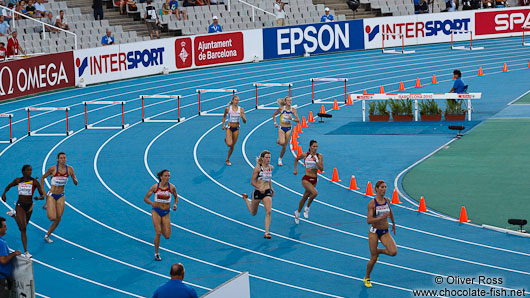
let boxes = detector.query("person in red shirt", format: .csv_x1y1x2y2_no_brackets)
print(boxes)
0,42,6,61
6,30,24,57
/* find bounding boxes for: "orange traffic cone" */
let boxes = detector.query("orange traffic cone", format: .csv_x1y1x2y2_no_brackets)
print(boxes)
297,146,303,157
363,89,367,95
379,85,385,94
292,139,298,151
527,60,530,68
292,129,298,139
415,77,422,87
398,81,405,91
502,63,508,72
452,75,456,80
349,175,360,190
478,66,484,76
346,94,353,105
391,189,402,204
308,111,315,122
301,116,308,127
365,181,374,196
431,74,438,84
320,105,326,114
297,123,303,133
416,196,427,212
290,133,295,145
459,206,470,222
332,99,339,110
331,168,341,182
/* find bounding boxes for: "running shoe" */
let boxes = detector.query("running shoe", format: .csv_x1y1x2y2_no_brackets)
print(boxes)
278,157,283,166
294,210,300,224
226,160,232,166
363,277,372,288
242,193,251,202
6,210,15,217
154,254,162,261
44,235,53,244
303,206,310,219
264,233,271,239
24,251,32,259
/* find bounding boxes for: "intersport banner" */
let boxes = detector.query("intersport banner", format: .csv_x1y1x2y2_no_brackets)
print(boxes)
475,7,530,36
75,30,263,85
262,20,365,59
0,52,75,101
363,11,475,49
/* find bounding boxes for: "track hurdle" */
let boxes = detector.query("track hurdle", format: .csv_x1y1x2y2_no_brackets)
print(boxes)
26,107,73,136
197,89,236,116
310,78,348,104
140,95,183,122
522,26,530,47
451,30,484,50
0,114,16,143
351,93,482,122
382,33,416,54
83,101,129,129
253,83,292,109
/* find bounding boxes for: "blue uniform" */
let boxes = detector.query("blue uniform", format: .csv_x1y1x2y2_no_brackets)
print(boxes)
101,35,115,45
208,24,222,33
453,77,466,93
0,238,12,278
320,14,334,22
152,280,198,298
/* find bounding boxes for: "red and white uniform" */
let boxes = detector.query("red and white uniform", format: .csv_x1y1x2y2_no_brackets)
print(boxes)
51,164,69,187
154,183,172,204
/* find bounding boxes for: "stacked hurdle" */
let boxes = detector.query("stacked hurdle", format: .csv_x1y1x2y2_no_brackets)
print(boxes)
26,107,73,136
83,101,129,129
253,83,292,109
140,95,183,123
0,114,16,143
197,89,236,116
381,33,415,54
310,78,348,104
451,29,484,50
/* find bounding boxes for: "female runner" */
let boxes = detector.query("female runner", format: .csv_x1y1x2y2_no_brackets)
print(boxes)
2,165,45,258
293,140,323,224
221,95,246,166
40,152,78,243
241,150,274,239
364,180,397,287
272,96,299,166
144,169,178,261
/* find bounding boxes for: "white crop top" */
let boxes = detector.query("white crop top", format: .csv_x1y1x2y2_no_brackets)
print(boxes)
228,106,241,123
154,183,172,203
51,164,69,187
305,154,319,170
374,199,390,218
18,180,35,196
257,165,272,182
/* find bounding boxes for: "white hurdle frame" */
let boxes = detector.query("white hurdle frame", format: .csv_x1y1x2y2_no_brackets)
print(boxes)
26,107,73,136
83,101,129,129
382,33,416,54
451,30,484,50
253,83,292,109
197,89,237,116
141,95,184,123
0,114,16,143
523,26,530,46
310,78,348,104
351,93,482,122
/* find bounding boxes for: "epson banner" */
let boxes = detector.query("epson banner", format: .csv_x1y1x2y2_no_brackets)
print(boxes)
262,20,364,59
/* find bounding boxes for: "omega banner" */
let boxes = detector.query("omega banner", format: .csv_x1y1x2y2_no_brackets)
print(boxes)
0,52,75,101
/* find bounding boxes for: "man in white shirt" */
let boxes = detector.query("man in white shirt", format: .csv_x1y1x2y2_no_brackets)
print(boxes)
274,0,286,27
55,10,70,30
34,0,46,18
0,16,10,37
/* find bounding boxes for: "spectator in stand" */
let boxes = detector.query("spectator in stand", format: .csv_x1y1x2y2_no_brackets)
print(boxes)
462,0,481,9
320,7,333,22
2,3,14,23
208,15,221,33
169,0,187,20
274,0,286,27
18,1,30,18
55,9,70,31
42,11,59,33
414,0,429,13
101,28,115,46
144,0,160,39
161,0,171,16
7,29,24,57
482,0,494,7
0,16,10,37
25,0,38,18
0,42,6,61
152,263,198,298
93,0,103,20
14,2,23,20
443,0,456,11
33,0,46,18
209,0,225,5
183,0,203,6
0,217,22,297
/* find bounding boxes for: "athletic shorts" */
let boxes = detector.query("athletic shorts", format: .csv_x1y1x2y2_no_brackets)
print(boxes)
252,189,272,200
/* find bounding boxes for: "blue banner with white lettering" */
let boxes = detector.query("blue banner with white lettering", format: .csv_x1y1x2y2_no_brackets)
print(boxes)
263,20,365,59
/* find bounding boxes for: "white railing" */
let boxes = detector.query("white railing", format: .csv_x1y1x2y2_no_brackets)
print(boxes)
228,0,276,22
0,4,78,50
